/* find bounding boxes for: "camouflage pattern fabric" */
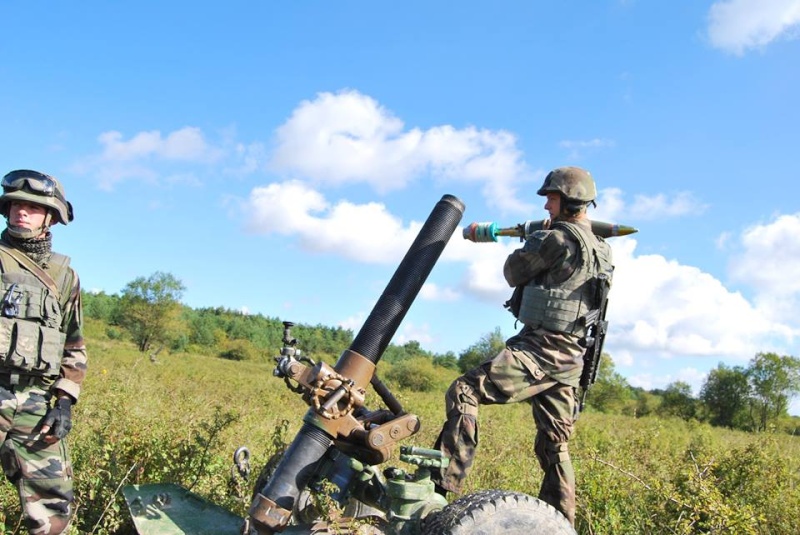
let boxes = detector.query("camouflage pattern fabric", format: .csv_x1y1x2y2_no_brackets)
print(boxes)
432,347,579,524
432,217,611,526
0,382,73,535
0,233,88,403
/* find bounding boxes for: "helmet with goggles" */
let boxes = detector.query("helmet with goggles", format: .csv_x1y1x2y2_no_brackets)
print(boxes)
0,169,74,225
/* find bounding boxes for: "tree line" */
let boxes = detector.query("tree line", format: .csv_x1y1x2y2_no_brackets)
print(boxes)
83,272,800,435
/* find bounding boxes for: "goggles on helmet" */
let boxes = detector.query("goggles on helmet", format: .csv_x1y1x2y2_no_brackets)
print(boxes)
1,170,64,202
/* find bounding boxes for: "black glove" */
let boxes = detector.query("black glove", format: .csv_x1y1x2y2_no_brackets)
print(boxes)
41,397,73,439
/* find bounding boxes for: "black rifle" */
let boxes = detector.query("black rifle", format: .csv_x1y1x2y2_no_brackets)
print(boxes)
579,272,611,411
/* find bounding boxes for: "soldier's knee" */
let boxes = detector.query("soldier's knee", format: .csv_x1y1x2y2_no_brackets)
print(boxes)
534,433,570,467
445,378,479,418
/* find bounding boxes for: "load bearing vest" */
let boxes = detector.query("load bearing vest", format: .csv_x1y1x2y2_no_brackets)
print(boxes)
517,222,613,337
0,252,70,377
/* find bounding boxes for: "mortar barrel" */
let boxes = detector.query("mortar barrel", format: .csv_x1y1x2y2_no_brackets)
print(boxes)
347,194,465,365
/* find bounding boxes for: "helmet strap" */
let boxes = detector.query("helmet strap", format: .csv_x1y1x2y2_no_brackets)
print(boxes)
6,224,44,239
5,210,52,239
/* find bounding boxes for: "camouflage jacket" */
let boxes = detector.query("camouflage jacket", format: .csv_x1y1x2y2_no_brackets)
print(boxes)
502,218,612,387
0,237,87,401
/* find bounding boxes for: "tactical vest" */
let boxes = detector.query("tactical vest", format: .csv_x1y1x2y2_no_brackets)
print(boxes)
517,221,613,337
0,249,71,377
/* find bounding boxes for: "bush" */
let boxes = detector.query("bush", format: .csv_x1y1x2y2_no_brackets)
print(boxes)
106,327,124,340
219,339,259,361
385,357,449,392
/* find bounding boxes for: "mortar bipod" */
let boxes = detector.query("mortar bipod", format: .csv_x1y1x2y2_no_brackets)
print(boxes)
274,343,420,465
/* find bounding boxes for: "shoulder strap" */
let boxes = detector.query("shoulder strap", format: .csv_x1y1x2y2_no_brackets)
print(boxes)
45,252,72,304
0,243,62,300
551,220,595,245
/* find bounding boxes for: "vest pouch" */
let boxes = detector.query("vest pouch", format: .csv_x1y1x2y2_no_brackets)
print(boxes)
42,291,63,329
8,319,39,371
519,285,583,334
0,317,13,363
5,321,63,376
38,325,65,376
542,291,583,334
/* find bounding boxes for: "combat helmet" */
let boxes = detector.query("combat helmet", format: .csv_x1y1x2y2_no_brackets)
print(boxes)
0,169,74,227
537,166,597,205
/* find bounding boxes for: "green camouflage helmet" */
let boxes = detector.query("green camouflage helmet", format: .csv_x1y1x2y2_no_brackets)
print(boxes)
536,166,597,203
0,169,74,225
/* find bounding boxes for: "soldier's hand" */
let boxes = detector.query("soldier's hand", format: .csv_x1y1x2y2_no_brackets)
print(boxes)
41,397,73,442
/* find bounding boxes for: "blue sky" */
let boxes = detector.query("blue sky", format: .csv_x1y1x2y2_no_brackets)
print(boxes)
2,1,799,413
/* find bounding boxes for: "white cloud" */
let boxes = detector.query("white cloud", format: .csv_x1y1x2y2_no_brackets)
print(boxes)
628,367,708,395
629,192,708,220
604,212,800,368
98,127,222,162
591,188,627,222
245,180,422,264
708,0,800,55
339,312,366,333
457,241,516,302
394,322,434,346
607,237,787,360
268,90,536,214
420,283,461,302
77,127,226,190
728,212,800,295
728,213,800,337
592,189,707,222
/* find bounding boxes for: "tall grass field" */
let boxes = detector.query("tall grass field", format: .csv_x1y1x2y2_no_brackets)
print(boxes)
1,319,798,534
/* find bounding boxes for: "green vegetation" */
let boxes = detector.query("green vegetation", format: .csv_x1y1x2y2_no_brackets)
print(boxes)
1,317,798,534
4,272,796,533
81,273,800,437
6,320,800,535
117,271,186,353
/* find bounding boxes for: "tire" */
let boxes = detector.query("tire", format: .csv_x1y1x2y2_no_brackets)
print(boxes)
421,489,576,535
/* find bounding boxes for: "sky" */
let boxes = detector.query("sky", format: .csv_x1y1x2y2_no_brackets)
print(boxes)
2,1,799,414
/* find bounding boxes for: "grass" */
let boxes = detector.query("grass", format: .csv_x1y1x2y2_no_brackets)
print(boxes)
1,319,797,534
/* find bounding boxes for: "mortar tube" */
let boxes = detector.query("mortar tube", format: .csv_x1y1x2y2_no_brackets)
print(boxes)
250,422,331,510
346,194,465,365
249,194,465,532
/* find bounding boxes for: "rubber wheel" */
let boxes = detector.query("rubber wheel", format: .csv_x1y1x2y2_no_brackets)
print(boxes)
421,489,576,535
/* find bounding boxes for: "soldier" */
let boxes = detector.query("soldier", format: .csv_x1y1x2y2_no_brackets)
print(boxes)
0,170,87,535
432,166,614,525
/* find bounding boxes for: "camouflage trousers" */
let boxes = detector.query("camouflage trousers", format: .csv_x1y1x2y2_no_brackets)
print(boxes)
432,348,579,525
0,382,74,535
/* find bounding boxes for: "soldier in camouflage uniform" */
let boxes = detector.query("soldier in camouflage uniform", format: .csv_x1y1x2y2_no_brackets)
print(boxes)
0,170,87,535
432,166,614,525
